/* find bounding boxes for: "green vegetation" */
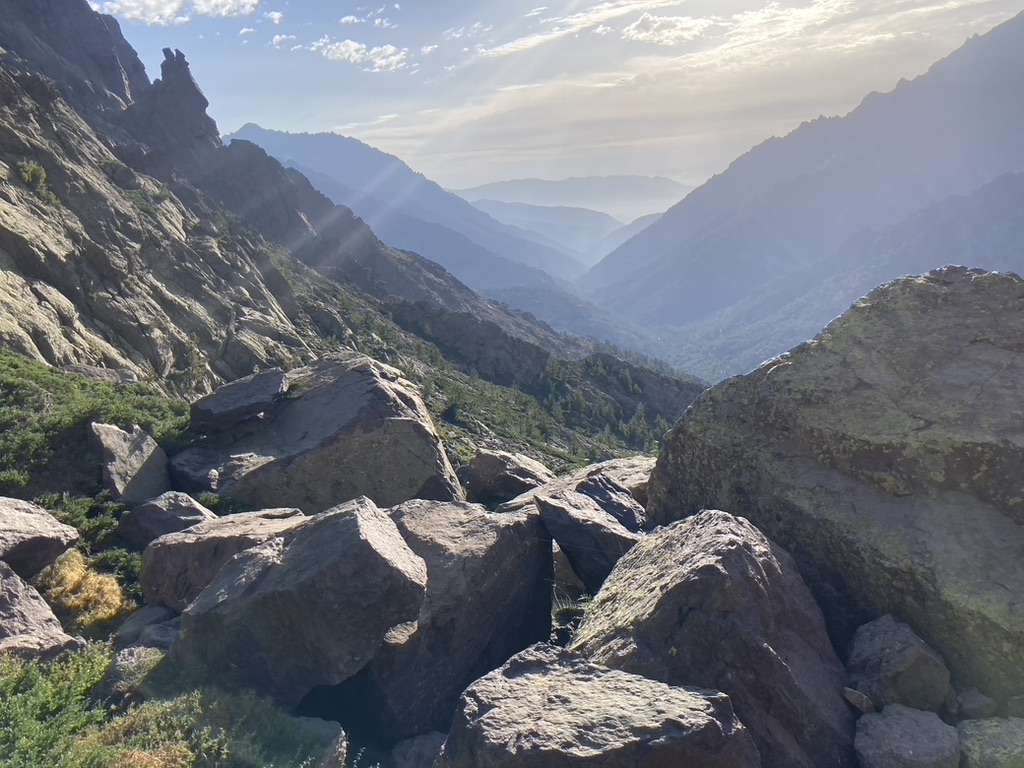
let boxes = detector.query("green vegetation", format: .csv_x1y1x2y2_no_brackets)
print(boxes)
0,646,337,768
123,189,169,220
0,644,110,768
0,348,190,497
16,159,58,204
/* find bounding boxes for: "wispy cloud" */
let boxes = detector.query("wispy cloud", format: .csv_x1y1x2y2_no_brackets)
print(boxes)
340,15,362,24
472,0,685,60
622,12,716,45
238,26,255,36
91,0,261,25
272,33,296,47
420,44,439,55
444,22,493,40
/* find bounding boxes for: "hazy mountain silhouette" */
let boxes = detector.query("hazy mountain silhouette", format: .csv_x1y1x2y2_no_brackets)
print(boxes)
454,176,689,223
469,200,624,267
227,124,587,283
583,11,1024,328
666,171,1024,381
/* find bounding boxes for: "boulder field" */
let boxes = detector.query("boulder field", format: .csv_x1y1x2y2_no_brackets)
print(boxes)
4,268,1024,767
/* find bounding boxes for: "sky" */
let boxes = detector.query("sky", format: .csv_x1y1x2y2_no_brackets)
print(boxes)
92,0,1024,190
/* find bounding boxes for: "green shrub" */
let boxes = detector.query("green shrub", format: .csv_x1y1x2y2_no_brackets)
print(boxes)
0,349,190,496
0,644,110,768
16,160,58,204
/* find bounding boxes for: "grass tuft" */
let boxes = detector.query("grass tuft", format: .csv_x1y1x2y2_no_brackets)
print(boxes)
35,550,130,633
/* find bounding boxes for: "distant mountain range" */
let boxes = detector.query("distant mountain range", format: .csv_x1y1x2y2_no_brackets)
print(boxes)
469,200,626,267
225,124,587,287
453,176,690,223
579,10,1024,379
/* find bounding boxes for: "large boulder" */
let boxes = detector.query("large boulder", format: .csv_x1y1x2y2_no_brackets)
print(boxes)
116,492,217,549
499,456,652,526
534,492,640,594
467,450,554,505
174,497,428,707
855,705,959,768
572,510,854,768
141,508,305,611
89,423,171,504
189,367,288,432
647,267,1024,702
0,561,82,658
0,497,79,578
847,614,951,712
436,644,761,768
332,500,552,739
173,356,463,512
959,718,1024,767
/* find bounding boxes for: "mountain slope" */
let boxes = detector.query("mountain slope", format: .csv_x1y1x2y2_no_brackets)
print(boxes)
287,162,559,293
663,171,1024,381
583,11,1024,327
0,0,703,475
226,123,587,282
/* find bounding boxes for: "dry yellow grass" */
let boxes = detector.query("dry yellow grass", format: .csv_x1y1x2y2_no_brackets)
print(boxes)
109,746,192,768
36,550,128,630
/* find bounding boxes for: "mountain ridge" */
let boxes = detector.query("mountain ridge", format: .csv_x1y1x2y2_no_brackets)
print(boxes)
583,10,1024,329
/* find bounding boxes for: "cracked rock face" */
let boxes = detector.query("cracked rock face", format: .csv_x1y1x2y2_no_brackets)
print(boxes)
648,267,1024,702
436,644,762,768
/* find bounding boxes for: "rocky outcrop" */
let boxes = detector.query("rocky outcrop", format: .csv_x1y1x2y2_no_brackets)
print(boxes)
89,423,171,504
173,356,462,512
141,507,305,612
0,560,82,658
436,644,762,768
534,492,640,594
333,500,552,739
113,604,176,650
466,450,554,505
573,510,854,768
855,705,960,768
124,48,221,176
0,497,78,577
959,718,1024,767
189,368,288,432
392,732,446,768
847,615,951,712
115,491,216,549
648,268,1024,703
500,457,649,530
174,497,428,707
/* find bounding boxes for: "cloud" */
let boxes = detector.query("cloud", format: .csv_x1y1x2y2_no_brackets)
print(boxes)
622,12,716,45
272,33,296,47
594,24,614,35
525,7,548,18
374,17,396,28
420,44,439,55
340,15,362,24
473,0,685,59
92,0,261,25
238,26,255,36
310,36,410,72
444,22,493,40
263,9,282,24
